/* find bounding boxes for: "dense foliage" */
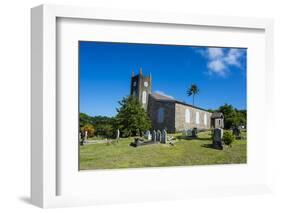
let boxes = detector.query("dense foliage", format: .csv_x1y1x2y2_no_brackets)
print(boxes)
115,96,152,137
217,104,246,129
222,131,235,147
79,113,115,138
80,96,152,138
80,123,95,137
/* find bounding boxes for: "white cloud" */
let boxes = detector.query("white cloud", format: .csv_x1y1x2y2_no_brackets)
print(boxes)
207,60,226,76
198,47,245,77
223,48,243,67
154,90,174,99
207,48,224,59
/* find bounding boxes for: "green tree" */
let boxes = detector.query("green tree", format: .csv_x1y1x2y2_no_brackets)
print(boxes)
79,113,92,128
81,123,95,137
115,96,151,137
79,113,116,138
187,84,199,106
217,104,247,129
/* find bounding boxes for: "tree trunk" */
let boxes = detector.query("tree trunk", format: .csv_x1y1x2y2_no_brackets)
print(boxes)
193,94,194,106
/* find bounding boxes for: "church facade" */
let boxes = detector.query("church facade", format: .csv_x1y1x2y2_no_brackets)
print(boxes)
130,69,222,133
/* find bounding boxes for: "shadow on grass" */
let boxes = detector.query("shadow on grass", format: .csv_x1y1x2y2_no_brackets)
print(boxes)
176,135,211,141
195,137,212,141
201,143,223,150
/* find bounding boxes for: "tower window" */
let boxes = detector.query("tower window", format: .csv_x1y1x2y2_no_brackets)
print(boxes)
157,108,164,123
142,91,147,104
133,81,136,87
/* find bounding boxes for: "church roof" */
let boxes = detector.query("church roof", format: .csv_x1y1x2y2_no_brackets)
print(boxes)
211,112,224,118
150,93,211,113
150,93,175,101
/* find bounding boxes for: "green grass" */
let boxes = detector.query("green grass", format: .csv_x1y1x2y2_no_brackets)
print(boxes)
80,131,247,170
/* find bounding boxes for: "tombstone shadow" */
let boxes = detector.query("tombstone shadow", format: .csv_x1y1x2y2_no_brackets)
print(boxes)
176,135,211,141
201,143,223,150
195,137,212,141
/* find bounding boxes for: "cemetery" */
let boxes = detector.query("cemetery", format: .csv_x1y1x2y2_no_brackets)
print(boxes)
79,128,247,170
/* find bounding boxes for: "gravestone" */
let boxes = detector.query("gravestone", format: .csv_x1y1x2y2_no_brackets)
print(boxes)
134,138,141,147
186,129,192,137
79,131,83,145
156,130,162,142
80,131,85,145
152,130,157,142
191,128,198,137
144,130,152,140
232,127,241,139
161,129,167,143
84,131,88,144
116,129,120,143
135,129,140,136
213,128,223,150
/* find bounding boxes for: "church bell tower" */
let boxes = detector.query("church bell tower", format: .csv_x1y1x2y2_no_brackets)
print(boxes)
130,68,152,110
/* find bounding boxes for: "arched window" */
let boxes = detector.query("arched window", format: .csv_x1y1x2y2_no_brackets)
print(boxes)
142,91,147,104
204,113,207,126
185,109,190,123
196,111,200,125
157,107,164,123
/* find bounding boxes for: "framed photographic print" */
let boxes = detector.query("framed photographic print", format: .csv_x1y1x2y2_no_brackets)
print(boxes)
31,4,274,208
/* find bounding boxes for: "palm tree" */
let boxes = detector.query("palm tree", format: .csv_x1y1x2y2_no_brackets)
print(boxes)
187,84,199,106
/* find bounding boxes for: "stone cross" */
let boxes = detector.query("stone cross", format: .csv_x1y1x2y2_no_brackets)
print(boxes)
161,129,167,143
213,128,223,150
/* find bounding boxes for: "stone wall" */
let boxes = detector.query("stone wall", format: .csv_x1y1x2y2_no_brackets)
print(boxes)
147,97,176,133
175,103,212,132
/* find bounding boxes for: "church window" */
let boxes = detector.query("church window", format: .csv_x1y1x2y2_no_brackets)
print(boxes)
204,113,207,126
133,81,136,87
196,111,200,124
185,109,190,123
157,108,164,123
142,91,147,104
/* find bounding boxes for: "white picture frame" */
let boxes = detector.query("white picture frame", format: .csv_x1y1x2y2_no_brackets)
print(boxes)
31,4,274,208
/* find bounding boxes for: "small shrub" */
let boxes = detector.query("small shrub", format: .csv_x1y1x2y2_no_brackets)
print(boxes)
222,131,235,147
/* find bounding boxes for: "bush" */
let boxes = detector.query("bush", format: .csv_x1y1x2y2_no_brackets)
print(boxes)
222,131,235,147
81,123,95,137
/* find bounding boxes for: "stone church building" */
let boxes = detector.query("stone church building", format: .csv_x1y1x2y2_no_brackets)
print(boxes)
130,69,224,133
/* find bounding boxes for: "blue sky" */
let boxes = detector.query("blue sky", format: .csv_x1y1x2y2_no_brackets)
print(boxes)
79,41,247,117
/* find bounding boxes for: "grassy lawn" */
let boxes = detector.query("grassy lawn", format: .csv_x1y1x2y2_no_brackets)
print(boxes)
80,131,247,170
